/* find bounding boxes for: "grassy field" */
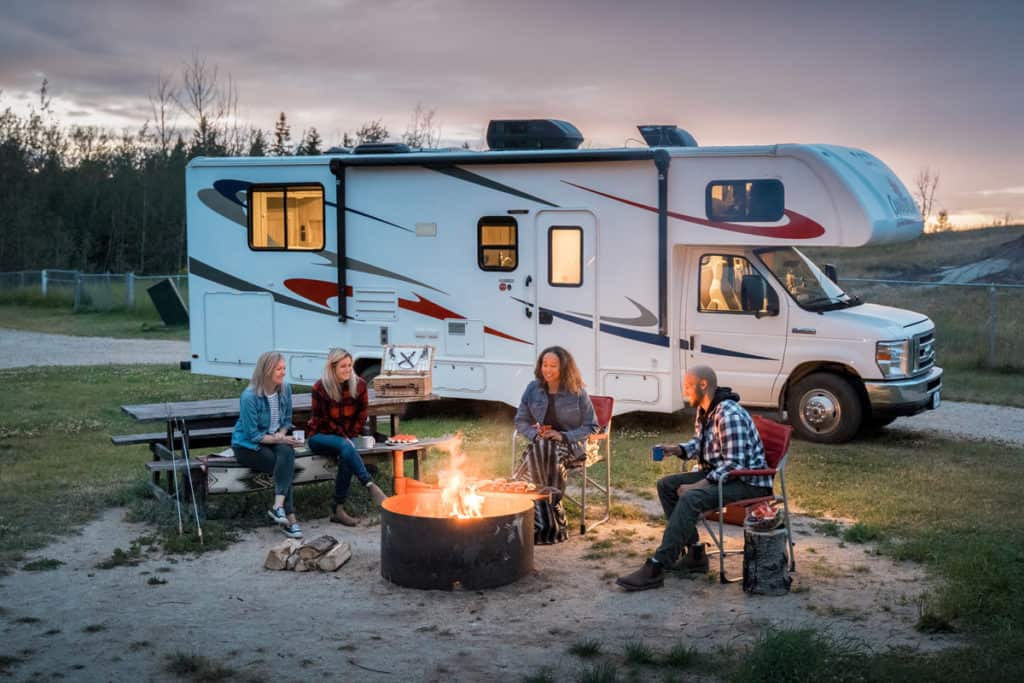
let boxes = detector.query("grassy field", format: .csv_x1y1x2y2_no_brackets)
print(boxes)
2,365,1022,680
0,303,188,340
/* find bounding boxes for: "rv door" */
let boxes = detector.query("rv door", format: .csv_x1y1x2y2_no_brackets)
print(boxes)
535,210,598,387
682,248,787,404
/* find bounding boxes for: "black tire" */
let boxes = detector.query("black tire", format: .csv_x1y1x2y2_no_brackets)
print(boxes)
786,372,863,443
358,362,381,384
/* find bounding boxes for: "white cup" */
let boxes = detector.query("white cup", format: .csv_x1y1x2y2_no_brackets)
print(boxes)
292,430,305,443
358,435,375,449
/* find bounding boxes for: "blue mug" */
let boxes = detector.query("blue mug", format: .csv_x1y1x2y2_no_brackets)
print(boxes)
652,446,665,462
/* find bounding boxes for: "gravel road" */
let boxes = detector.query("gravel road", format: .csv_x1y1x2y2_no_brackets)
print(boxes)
2,326,1021,446
0,327,189,369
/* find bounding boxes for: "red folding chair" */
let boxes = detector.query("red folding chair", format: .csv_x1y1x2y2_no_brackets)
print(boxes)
701,415,795,583
511,395,614,534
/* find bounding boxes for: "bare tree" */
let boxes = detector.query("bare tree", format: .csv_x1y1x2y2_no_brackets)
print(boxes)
401,102,441,149
176,52,240,156
355,119,389,144
148,72,179,154
914,167,940,227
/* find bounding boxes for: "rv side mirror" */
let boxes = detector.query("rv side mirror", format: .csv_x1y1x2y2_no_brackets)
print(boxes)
824,263,838,284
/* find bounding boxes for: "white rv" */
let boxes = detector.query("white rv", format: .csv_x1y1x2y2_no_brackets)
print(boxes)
185,121,942,443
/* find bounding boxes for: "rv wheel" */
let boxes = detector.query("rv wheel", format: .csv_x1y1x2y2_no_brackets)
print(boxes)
359,363,381,383
786,373,862,443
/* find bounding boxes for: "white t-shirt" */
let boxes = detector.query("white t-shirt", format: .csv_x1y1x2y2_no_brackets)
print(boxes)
267,392,281,434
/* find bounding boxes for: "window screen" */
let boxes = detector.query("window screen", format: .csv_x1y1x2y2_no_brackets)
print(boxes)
548,226,583,287
478,217,517,271
249,184,324,250
706,179,784,222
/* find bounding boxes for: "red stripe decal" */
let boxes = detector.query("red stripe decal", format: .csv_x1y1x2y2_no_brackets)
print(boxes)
284,280,530,345
561,180,826,239
284,278,350,307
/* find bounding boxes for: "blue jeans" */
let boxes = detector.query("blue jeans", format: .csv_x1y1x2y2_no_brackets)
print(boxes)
308,433,372,505
232,443,296,514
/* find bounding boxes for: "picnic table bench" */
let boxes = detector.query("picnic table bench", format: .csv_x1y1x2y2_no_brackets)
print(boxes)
116,392,446,514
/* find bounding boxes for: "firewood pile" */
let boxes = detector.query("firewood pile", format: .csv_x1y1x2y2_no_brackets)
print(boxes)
473,478,536,494
264,535,352,572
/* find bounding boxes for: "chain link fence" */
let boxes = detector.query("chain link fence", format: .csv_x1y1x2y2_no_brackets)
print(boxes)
0,269,188,315
839,277,1024,370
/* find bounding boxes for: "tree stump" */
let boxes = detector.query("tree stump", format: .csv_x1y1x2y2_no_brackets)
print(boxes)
742,527,791,595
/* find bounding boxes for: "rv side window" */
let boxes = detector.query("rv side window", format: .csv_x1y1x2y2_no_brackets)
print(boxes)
706,180,784,222
698,254,778,315
478,217,518,271
548,226,583,287
249,184,325,251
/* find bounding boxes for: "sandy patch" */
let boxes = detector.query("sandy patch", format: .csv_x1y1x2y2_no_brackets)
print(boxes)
0,503,958,682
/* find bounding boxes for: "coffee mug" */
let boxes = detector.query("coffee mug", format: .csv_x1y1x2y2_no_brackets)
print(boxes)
357,435,375,449
292,429,305,443
652,445,664,462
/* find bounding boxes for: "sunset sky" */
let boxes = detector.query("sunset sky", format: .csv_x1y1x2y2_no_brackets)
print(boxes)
2,0,1021,227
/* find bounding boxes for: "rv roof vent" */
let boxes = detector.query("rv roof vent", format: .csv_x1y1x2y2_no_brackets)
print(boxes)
353,143,412,155
486,119,583,150
637,125,698,148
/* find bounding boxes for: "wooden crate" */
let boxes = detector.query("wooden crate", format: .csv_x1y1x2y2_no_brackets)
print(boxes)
373,345,434,398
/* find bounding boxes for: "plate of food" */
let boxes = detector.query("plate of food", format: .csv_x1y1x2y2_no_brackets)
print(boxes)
385,433,419,445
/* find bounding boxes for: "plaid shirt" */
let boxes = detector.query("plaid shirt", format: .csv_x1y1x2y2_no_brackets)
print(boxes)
307,378,368,438
680,398,773,489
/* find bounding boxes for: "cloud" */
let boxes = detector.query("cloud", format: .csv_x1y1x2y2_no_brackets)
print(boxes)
976,187,1024,196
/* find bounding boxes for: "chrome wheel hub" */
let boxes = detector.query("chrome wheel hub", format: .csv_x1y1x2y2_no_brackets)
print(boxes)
802,391,840,431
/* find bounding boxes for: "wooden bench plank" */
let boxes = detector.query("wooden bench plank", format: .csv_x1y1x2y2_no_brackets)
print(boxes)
112,426,234,446
122,391,431,422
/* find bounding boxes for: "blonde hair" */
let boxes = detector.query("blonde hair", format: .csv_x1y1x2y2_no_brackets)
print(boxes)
534,346,584,394
321,348,358,402
250,351,285,397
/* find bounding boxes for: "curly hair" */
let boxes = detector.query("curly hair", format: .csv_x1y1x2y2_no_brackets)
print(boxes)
534,346,584,394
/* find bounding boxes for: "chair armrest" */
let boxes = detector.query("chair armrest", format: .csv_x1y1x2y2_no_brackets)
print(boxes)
724,468,777,478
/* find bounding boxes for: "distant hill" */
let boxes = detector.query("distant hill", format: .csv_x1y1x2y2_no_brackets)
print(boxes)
804,225,1024,284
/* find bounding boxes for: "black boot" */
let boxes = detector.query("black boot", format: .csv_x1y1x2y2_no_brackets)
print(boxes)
677,543,709,574
615,559,664,591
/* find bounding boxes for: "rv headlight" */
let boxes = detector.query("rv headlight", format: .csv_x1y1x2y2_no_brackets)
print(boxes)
876,340,911,379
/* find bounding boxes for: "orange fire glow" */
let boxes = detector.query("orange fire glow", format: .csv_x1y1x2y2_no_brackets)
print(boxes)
437,433,485,518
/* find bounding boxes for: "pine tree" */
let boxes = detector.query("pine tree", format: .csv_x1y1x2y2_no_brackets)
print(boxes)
271,112,291,155
297,127,322,155
248,128,268,156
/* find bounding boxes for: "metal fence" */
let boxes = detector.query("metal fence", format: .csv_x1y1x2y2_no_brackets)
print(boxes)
839,277,1024,370
0,269,188,314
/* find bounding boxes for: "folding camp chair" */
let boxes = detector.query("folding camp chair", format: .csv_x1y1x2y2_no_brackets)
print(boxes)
511,395,614,534
701,415,795,583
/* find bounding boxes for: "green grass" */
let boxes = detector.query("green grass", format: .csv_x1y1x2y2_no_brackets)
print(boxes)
0,302,187,340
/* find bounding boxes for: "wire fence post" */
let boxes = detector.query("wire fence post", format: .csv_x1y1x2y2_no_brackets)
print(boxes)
126,272,135,310
41,269,48,296
73,273,83,311
988,285,997,369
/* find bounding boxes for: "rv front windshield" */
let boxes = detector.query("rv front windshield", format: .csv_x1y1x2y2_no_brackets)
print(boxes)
755,247,854,311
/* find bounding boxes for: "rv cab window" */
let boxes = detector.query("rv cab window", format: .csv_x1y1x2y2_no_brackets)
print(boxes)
248,184,324,251
478,217,518,271
698,254,777,315
706,180,784,223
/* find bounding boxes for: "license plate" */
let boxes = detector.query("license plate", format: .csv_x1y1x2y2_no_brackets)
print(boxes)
931,391,941,409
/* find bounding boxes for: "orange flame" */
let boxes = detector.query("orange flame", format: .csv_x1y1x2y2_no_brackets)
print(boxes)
437,432,484,518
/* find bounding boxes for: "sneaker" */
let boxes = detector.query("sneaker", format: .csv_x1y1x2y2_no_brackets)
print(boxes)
267,507,288,525
615,559,664,591
282,523,303,539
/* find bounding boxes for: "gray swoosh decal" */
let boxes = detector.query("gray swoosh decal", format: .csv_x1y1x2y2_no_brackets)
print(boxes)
198,188,247,227
432,166,559,207
189,258,335,316
600,297,659,326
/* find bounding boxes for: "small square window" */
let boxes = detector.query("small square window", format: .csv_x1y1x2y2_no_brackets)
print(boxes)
706,180,784,222
548,226,582,287
249,184,324,250
478,217,517,271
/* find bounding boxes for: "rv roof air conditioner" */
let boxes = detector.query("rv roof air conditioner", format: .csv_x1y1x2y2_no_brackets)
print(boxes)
637,125,698,148
486,119,584,150
353,143,412,155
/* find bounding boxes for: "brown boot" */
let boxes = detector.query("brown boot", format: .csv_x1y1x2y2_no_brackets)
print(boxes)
615,559,664,591
367,482,388,507
329,504,358,527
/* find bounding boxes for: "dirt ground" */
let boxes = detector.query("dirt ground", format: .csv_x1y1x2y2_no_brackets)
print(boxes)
0,499,959,683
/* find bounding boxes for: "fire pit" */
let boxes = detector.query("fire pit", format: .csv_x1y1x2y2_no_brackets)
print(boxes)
380,490,534,590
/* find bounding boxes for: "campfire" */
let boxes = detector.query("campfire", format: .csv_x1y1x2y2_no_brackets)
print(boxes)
380,433,539,590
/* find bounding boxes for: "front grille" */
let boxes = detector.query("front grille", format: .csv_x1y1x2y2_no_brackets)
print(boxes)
914,331,936,373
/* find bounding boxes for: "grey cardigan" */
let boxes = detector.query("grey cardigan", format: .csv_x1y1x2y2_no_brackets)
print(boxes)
514,379,598,444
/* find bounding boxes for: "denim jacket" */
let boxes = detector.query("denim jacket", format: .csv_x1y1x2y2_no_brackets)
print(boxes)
514,379,598,444
231,383,294,450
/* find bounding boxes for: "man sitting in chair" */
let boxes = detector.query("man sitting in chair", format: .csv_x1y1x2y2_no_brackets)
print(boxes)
616,365,772,591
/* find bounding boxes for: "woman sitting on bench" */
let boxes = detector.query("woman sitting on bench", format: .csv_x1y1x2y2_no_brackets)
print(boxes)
231,351,304,539
308,348,388,526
